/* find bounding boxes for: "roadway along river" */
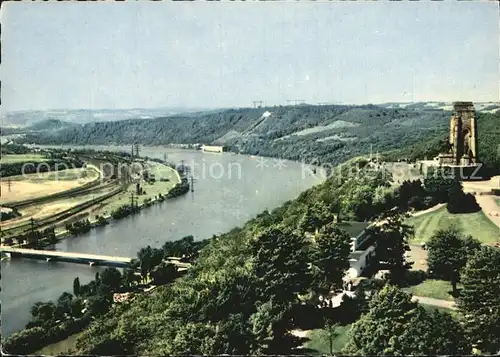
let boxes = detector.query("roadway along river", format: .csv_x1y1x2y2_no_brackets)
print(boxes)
1,146,325,337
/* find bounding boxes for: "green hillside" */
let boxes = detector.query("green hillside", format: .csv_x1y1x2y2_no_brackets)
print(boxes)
15,105,500,174
16,105,448,165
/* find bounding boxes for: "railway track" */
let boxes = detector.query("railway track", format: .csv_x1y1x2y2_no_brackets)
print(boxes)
1,185,126,237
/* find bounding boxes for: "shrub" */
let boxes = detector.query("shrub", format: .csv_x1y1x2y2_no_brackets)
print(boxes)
397,269,428,287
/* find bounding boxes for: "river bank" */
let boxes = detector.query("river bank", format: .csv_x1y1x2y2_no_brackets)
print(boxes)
2,147,324,337
2,161,186,250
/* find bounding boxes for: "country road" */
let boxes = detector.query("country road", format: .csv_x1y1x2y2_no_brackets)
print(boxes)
410,203,446,218
412,295,457,310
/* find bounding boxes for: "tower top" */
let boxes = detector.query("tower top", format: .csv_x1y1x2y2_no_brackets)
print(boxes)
452,101,474,113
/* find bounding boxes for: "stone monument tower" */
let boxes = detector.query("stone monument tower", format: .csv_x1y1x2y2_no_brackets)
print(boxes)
439,101,479,165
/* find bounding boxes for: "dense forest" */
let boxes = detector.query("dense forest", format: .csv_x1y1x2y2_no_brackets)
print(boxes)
15,104,499,174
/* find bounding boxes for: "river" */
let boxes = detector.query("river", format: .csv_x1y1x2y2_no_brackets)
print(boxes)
1,146,324,337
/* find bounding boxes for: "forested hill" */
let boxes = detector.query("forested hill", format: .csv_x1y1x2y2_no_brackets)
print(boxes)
16,104,499,171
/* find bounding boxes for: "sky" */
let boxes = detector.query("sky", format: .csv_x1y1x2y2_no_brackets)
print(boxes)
1,1,499,112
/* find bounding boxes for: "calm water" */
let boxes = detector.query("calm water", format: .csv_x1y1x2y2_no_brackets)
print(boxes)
1,146,324,336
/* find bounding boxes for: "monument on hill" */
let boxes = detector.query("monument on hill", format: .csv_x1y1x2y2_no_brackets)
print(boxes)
438,101,479,166
432,101,485,180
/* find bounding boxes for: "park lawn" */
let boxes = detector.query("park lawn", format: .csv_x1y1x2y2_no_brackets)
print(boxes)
0,154,47,163
403,279,460,301
406,206,500,244
303,324,352,354
495,198,500,208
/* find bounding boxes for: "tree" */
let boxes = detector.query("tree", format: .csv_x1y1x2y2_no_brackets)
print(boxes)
100,267,122,292
311,223,351,296
86,292,113,317
29,301,56,326
325,322,340,356
150,262,178,285
250,225,312,305
457,246,500,354
250,300,295,354
121,268,140,288
343,285,471,355
146,322,218,355
369,210,413,281
423,167,455,203
213,313,256,354
137,246,164,280
297,201,337,235
56,291,73,318
2,326,46,355
398,179,426,208
73,277,81,296
394,308,470,355
162,235,198,259
426,228,481,293
71,297,84,318
76,318,125,355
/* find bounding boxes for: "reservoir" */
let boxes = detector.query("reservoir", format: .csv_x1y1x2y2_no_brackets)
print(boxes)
1,146,324,336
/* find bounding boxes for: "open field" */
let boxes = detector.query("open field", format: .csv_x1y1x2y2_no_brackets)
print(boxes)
0,167,100,203
303,324,352,354
1,185,118,231
0,154,47,163
403,279,459,301
406,206,500,244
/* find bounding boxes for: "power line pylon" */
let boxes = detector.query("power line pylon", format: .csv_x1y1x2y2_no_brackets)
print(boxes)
190,174,196,193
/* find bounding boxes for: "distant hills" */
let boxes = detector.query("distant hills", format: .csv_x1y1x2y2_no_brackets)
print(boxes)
2,102,498,128
0,107,217,127
10,102,500,173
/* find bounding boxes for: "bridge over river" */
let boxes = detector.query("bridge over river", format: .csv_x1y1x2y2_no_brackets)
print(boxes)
0,246,190,269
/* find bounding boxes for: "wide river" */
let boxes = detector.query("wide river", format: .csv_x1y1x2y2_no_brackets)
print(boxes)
1,146,324,337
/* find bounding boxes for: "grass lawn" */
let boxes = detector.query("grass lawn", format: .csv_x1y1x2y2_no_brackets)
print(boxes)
0,154,47,163
406,206,500,244
403,279,460,301
495,198,500,208
303,324,352,354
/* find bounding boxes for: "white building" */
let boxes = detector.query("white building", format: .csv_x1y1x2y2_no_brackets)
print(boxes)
338,222,377,281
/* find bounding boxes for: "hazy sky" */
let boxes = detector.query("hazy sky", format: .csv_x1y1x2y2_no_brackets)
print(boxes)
2,1,498,111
